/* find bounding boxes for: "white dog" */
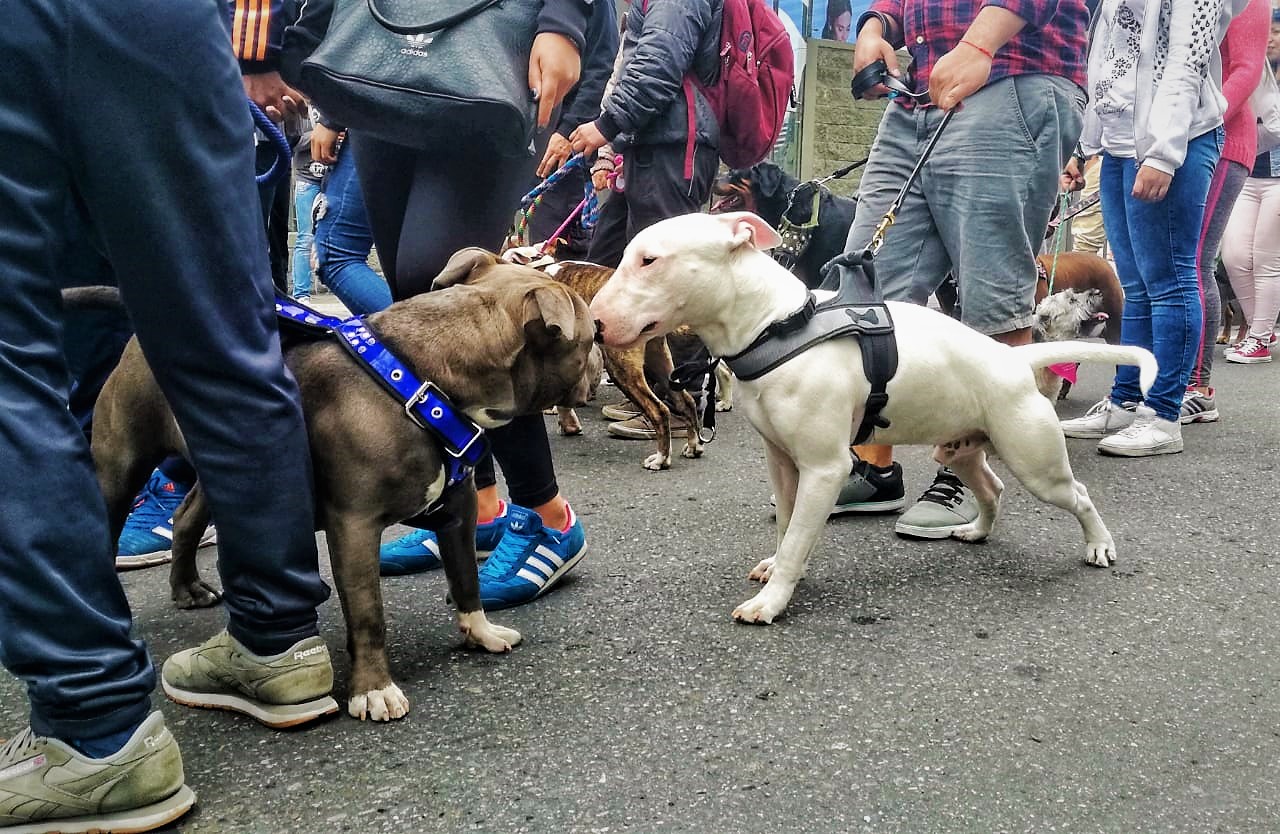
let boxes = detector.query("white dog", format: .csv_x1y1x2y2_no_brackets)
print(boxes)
590,212,1157,625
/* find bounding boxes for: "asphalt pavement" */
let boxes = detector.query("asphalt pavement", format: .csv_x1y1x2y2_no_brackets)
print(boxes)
3,336,1278,834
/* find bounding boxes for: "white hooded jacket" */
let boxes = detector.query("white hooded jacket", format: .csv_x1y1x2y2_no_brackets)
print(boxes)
1080,0,1239,174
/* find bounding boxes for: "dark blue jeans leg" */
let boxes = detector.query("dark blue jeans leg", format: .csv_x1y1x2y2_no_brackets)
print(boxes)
1101,133,1217,420
0,0,153,741
315,148,393,315
69,2,330,652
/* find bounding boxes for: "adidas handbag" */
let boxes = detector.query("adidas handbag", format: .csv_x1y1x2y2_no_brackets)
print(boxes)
299,0,539,156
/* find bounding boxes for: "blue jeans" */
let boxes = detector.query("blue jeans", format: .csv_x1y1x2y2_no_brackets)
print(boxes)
1100,129,1221,421
314,149,392,315
291,179,321,297
0,0,329,740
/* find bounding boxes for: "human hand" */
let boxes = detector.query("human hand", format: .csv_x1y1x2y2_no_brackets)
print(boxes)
1132,164,1172,202
591,168,610,191
1061,156,1086,192
243,71,304,122
851,19,901,100
569,122,608,157
538,132,573,178
927,41,992,111
311,123,343,165
529,32,582,130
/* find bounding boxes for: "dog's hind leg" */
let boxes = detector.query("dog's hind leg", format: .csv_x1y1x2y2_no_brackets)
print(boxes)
326,513,410,722
988,399,1117,567
934,443,1003,543
606,346,677,470
169,484,221,609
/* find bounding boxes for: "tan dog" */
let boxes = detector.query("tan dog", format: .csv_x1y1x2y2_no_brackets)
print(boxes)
91,250,596,721
502,245,704,471
1034,252,1123,343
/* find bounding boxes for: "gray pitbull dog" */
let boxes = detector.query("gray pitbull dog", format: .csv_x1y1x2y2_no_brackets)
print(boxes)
591,212,1157,625
90,249,595,721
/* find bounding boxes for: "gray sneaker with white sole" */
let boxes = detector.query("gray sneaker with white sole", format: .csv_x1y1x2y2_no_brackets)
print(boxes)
894,468,980,539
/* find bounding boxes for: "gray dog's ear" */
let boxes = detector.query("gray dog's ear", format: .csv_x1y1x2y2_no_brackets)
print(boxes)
523,284,582,345
431,248,500,290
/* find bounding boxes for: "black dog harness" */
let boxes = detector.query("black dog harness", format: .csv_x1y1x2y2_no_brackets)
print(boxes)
274,295,487,487
722,249,898,445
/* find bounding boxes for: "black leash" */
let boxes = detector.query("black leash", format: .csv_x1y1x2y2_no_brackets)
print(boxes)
670,349,719,443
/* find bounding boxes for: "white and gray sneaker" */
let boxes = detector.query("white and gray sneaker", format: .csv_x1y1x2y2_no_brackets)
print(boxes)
1097,405,1183,457
1060,398,1138,439
1179,387,1219,424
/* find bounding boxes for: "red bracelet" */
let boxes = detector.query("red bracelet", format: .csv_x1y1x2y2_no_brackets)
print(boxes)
960,39,994,60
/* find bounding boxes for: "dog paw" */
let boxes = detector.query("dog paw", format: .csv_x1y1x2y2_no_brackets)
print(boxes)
459,611,523,653
747,556,775,583
348,684,410,722
681,441,703,459
715,401,733,412
557,408,583,436
642,452,672,471
1084,541,1116,568
171,580,222,610
950,524,990,543
732,590,785,625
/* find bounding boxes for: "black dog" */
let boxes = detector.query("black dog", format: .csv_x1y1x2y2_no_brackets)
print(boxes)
711,162,857,290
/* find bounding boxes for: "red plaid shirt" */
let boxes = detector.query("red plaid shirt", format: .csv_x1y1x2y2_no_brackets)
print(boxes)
864,0,1089,98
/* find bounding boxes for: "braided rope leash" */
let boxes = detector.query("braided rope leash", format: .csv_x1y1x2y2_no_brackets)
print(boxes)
515,154,600,251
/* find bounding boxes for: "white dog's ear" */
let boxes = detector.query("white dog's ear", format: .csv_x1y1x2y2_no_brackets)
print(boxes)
717,212,783,251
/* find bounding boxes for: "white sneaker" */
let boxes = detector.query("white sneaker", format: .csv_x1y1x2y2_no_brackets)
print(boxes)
1060,399,1137,439
1097,405,1183,457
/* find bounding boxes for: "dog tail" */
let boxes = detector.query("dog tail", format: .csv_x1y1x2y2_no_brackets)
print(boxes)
1014,342,1158,395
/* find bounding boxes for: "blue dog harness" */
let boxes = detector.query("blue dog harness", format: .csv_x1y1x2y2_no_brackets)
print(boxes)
275,296,487,487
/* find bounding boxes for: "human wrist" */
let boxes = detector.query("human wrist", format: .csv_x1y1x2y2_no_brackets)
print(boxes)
958,39,994,60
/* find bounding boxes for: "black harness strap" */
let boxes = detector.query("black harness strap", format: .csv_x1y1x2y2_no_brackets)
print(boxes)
723,249,898,445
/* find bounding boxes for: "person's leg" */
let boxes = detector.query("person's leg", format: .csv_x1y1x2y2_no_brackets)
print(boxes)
1223,178,1261,328
824,104,952,513
1059,153,1145,438
70,0,332,655
1225,175,1280,362
291,179,321,298
1123,131,1215,421
314,148,393,314
365,141,585,604
1070,158,1107,255
584,187,629,268
1184,159,1246,421
932,75,1085,343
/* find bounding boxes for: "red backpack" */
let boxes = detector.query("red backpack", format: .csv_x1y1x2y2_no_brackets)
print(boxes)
690,0,795,171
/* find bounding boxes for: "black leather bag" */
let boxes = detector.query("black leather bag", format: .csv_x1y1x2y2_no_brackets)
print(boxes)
299,0,539,156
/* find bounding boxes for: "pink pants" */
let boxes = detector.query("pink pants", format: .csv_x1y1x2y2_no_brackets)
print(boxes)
1222,176,1280,337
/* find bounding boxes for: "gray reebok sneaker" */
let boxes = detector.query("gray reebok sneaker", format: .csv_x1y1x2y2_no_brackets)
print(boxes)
0,711,195,834
162,631,339,729
893,468,980,539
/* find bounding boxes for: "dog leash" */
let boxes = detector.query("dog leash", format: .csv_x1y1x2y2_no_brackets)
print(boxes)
773,157,869,272
1044,191,1072,295
515,154,600,251
250,100,293,186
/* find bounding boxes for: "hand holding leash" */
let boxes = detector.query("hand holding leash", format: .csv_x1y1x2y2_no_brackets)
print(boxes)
850,17,901,100
927,40,993,111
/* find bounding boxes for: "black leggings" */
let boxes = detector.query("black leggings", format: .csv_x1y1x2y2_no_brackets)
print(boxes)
351,134,559,508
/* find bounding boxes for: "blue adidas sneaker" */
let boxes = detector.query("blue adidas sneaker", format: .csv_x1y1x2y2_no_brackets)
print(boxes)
116,469,215,570
477,503,586,610
379,500,513,576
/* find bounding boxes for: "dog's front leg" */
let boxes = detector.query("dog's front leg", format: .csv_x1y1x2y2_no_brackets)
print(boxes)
434,485,522,654
169,483,221,609
734,458,846,624
750,439,799,583
327,514,409,722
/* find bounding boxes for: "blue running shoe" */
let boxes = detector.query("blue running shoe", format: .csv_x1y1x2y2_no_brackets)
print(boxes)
477,503,586,610
116,469,215,570
379,500,513,576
